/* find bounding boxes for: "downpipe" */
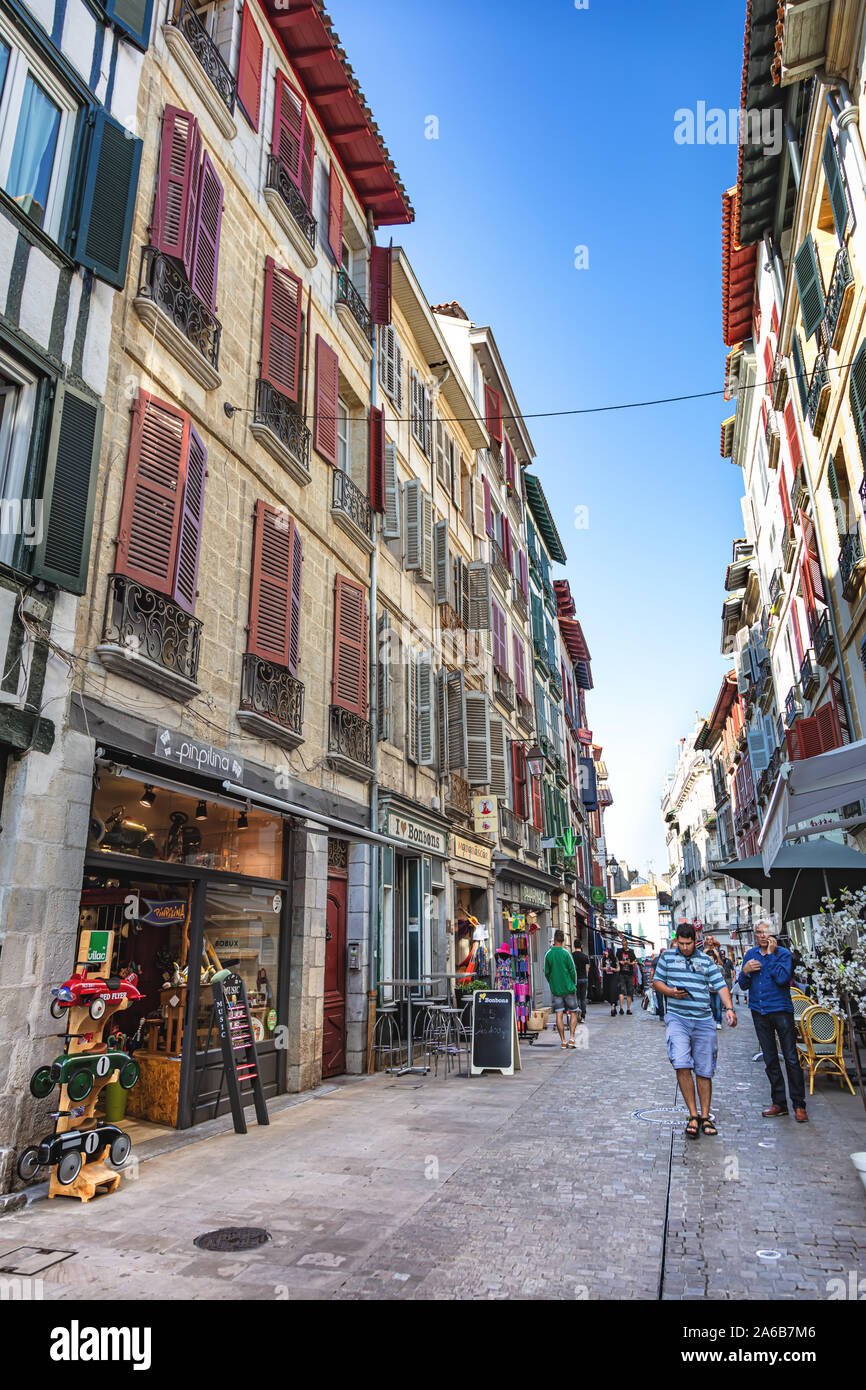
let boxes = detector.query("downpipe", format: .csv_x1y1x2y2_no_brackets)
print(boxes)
366,210,380,1070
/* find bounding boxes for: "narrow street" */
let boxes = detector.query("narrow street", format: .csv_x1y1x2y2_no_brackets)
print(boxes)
4,1007,864,1302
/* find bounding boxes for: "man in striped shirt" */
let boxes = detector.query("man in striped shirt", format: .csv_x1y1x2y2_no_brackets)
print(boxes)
653,925,737,1139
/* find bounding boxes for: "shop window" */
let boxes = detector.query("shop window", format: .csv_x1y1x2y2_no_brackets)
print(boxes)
89,772,283,880
200,884,282,1043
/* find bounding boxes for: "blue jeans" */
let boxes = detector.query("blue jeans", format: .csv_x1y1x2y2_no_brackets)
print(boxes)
710,991,722,1024
751,1009,806,1109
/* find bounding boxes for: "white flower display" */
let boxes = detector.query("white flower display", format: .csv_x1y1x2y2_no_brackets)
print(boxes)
802,887,866,1019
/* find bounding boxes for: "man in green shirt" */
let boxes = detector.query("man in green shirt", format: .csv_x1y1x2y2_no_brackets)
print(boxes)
544,930,580,1048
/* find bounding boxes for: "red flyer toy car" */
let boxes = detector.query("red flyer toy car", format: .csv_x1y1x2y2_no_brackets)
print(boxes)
50,968,143,1021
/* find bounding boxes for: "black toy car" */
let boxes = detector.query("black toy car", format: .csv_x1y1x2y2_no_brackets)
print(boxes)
16,1124,132,1185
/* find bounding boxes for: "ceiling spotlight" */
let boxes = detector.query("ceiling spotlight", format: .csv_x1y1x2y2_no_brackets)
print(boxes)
195,800,208,821
140,784,156,807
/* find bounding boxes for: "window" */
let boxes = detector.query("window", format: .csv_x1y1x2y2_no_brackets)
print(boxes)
0,18,77,239
0,352,37,569
410,369,432,456
379,325,403,411
337,398,350,474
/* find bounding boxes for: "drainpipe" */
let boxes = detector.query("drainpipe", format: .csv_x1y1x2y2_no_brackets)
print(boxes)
824,77,866,199
366,211,380,1065
785,123,802,189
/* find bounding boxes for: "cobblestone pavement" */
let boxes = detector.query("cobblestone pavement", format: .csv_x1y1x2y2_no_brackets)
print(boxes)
2,1002,864,1300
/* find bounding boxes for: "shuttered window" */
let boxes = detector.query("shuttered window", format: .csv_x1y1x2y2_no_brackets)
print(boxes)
34,382,103,594
70,110,142,289
377,611,392,742
434,519,450,604
800,510,826,603
332,574,367,716
531,773,543,830
779,465,792,526
237,3,263,131
327,162,343,263
446,668,468,770
518,549,529,598
370,244,392,325
822,127,850,243
419,491,434,583
793,234,825,339
261,257,303,402
489,714,507,798
491,598,507,672
314,336,339,465
272,72,314,206
410,369,432,455
406,648,417,762
383,441,400,539
152,106,200,275
504,436,516,492
786,702,842,760
190,152,223,311
783,400,802,471
468,561,491,630
248,500,302,674
513,634,526,699
378,325,403,409
512,742,528,819
368,407,386,512
482,475,493,537
116,392,206,613
403,479,421,570
484,384,502,445
849,340,866,463
465,690,491,785
417,655,434,765
792,334,808,415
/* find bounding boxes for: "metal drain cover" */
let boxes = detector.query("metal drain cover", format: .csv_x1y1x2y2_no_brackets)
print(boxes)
194,1227,271,1252
632,1106,715,1126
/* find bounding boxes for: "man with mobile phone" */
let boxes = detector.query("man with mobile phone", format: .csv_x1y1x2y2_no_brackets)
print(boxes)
653,924,736,1139
739,921,807,1122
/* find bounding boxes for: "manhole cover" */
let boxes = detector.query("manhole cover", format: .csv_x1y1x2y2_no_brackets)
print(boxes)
0,1246,75,1275
194,1227,271,1252
632,1106,714,1126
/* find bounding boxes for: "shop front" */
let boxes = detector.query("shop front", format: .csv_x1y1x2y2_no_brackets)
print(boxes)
494,862,560,1008
378,798,450,1000
450,833,493,989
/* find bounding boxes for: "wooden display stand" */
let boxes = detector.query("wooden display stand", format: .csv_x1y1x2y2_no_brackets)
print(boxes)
124,1054,180,1126
48,929,132,1203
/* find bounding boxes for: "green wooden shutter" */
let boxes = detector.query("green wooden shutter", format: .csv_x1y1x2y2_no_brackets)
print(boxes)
822,128,849,243
34,382,103,593
849,340,866,462
106,0,155,49
69,109,142,288
792,335,808,414
794,235,825,339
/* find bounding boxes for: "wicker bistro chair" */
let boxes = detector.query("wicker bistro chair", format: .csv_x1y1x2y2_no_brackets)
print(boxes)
797,1006,856,1095
792,993,816,1039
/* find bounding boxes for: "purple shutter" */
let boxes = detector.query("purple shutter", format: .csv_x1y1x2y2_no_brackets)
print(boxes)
501,514,512,570
190,152,222,311
483,476,492,537
152,106,200,275
173,425,206,613
370,244,392,325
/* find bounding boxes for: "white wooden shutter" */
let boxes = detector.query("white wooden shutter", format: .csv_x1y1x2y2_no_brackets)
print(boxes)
417,655,434,765
420,491,434,582
468,561,491,629
377,611,391,742
489,714,507,798
466,689,491,785
407,647,418,762
447,668,468,770
404,478,421,569
748,726,769,773
383,440,400,539
473,472,485,537
434,519,450,603
437,667,449,772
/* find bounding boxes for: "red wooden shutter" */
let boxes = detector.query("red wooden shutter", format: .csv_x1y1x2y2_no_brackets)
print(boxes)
272,71,306,191
116,392,189,597
237,4,263,132
790,603,804,664
501,514,512,570
190,152,222,311
332,574,367,716
799,557,817,635
800,511,826,602
779,466,792,526
760,398,767,432
784,401,802,470
484,384,502,445
815,700,842,753
173,424,206,614
369,406,385,511
247,501,299,669
261,257,303,402
152,106,200,275
531,774,543,830
763,339,774,391
300,120,314,209
288,522,302,676
483,476,492,537
787,715,823,761
512,742,528,819
504,437,516,491
328,162,343,263
370,244,392,325
314,336,339,465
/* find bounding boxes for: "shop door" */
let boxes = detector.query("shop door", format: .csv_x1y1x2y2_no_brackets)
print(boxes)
323,874,347,1077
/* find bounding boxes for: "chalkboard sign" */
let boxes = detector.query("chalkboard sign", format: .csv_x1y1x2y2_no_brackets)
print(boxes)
471,989,521,1076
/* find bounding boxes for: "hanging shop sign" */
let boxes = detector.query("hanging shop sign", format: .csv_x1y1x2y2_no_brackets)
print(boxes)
155,727,244,781
473,794,498,835
453,835,492,869
133,897,187,926
577,728,593,745
590,886,607,906
386,814,447,857
519,884,550,908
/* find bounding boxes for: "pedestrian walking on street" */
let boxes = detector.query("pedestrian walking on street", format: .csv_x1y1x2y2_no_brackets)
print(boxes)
739,921,808,1123
544,930,580,1049
601,943,620,1016
571,942,590,1022
616,935,637,1016
704,937,725,1030
653,924,737,1138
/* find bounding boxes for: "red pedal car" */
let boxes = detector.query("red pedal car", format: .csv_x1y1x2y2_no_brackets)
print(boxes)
50,968,143,1021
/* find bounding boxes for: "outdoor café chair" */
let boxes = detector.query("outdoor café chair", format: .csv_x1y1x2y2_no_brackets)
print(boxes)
797,1005,856,1095
792,992,815,1039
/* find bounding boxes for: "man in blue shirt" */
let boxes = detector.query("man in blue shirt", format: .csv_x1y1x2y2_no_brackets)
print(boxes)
653,925,737,1139
739,921,807,1122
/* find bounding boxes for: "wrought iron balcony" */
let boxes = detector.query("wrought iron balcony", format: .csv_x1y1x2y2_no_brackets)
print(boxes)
824,246,854,350
489,537,510,590
785,683,804,727
792,463,809,514
769,567,783,608
98,573,201,698
840,529,865,600
527,541,542,580
765,409,780,468
237,652,304,749
499,804,522,849
525,824,542,858
264,155,317,250
548,672,563,704
511,579,528,620
251,379,311,483
445,772,472,820
533,634,551,674
332,467,374,548
170,0,236,113
782,517,796,572
516,693,533,734
771,350,788,410
806,353,831,434
799,649,819,699
493,667,514,709
812,606,833,663
336,268,373,344
776,711,785,748
136,246,221,377
327,705,373,779
543,576,556,613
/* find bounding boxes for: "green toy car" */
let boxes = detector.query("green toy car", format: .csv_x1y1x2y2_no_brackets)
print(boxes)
29,1050,140,1103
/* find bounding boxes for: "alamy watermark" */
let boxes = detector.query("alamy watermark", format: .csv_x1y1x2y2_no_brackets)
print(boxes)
0,498,42,546
674,103,783,157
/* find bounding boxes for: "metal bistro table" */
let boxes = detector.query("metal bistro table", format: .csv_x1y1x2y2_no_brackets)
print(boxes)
376,974,471,1077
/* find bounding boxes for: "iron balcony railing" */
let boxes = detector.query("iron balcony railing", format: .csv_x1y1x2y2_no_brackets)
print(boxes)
264,155,317,249
103,573,202,684
769,567,783,607
332,467,373,541
499,804,521,848
785,683,804,726
792,463,808,513
137,246,221,372
493,668,514,709
328,705,372,769
806,353,831,433
840,530,865,599
533,634,551,674
799,649,819,698
824,246,853,349
489,537,510,590
548,672,563,704
445,773,472,819
336,268,373,343
542,576,556,613
527,541,542,580
812,606,833,662
771,350,788,410
172,0,236,113
511,579,528,620
525,825,542,858
516,693,533,733
239,653,304,737
253,379,311,475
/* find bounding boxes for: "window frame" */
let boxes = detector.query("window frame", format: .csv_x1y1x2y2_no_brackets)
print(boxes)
0,346,38,570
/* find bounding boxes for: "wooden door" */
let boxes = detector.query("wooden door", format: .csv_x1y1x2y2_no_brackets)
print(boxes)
322,874,347,1077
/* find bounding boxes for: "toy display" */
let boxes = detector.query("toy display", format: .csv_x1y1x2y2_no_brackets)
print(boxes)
30,1050,140,1102
50,966,143,1020
17,1124,132,1185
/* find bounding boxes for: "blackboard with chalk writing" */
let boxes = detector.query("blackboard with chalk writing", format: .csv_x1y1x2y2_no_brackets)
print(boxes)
471,990,520,1075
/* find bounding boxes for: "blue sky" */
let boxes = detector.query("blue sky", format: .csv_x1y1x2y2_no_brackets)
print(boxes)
333,0,748,874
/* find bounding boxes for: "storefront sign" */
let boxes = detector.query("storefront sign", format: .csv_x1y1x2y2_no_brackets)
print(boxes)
138,898,187,926
577,728,593,744
519,884,549,908
590,887,606,906
453,835,492,869
387,813,447,857
473,795,498,835
85,931,110,965
155,728,244,780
